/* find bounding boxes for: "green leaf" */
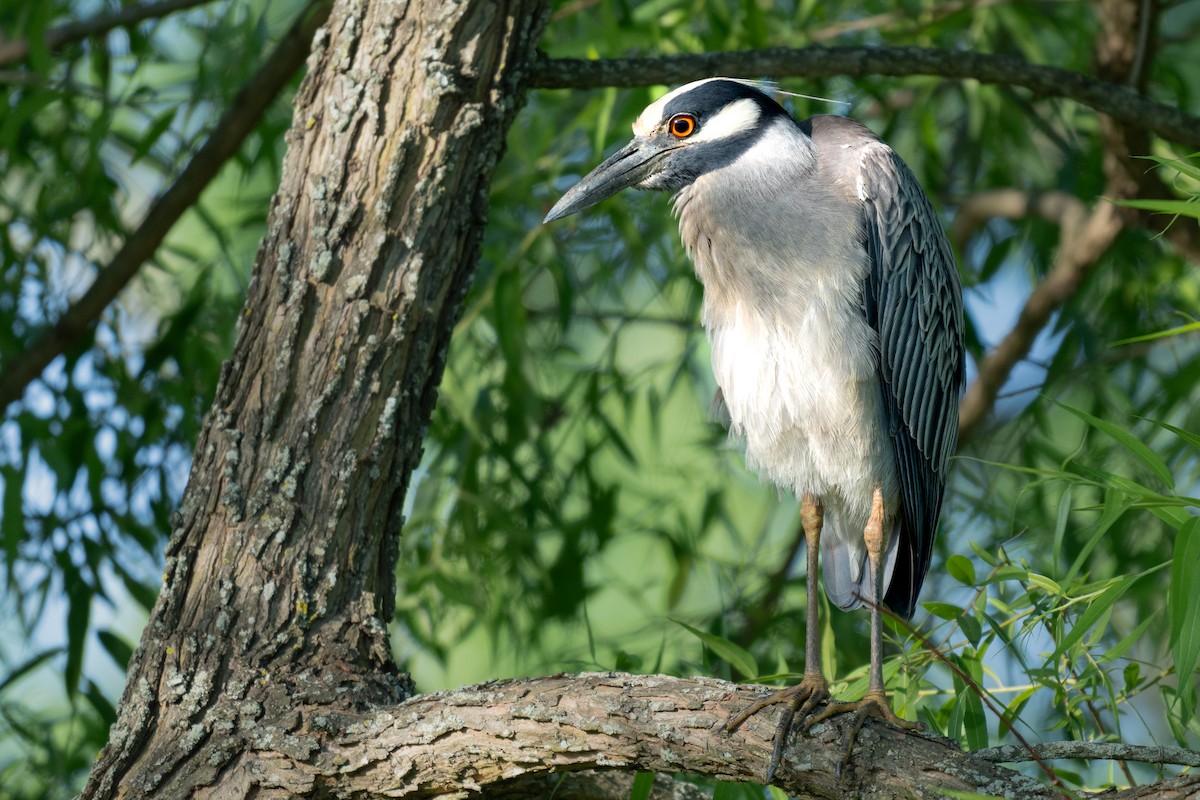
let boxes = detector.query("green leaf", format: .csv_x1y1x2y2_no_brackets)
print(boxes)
1049,575,1138,662
1110,320,1200,346
982,565,1029,585
1169,517,1200,719
593,87,617,157
1111,198,1200,220
1137,153,1200,182
947,554,975,585
948,666,987,751
65,575,93,698
131,108,178,165
1025,572,1063,596
712,781,749,800
97,630,134,670
596,410,638,466
960,685,988,750
672,619,757,679
1059,402,1174,489
1101,608,1161,663
1052,485,1073,571
629,771,655,800
969,540,998,567
1143,418,1200,451
924,601,964,621
960,614,983,647
0,647,63,693
1066,489,1128,583
83,679,118,727
1124,662,1142,691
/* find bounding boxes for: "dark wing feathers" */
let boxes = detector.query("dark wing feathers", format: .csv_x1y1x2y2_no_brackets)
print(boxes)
859,145,964,619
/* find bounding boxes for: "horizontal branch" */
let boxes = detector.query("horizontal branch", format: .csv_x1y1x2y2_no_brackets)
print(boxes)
221,672,1200,799
0,0,217,67
0,0,331,411
976,742,1200,768
528,47,1200,151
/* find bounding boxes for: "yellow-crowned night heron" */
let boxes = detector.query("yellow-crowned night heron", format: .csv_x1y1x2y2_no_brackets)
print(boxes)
544,78,964,778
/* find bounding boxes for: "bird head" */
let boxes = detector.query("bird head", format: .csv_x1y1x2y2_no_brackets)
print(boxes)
543,78,796,223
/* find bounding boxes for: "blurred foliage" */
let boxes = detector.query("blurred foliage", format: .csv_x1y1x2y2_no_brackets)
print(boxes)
0,0,1198,797
0,0,300,794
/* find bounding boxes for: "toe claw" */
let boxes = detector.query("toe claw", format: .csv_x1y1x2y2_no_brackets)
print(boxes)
726,675,830,782
730,684,918,781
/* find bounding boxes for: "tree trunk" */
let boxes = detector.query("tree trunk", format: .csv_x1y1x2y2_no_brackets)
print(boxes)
80,0,552,796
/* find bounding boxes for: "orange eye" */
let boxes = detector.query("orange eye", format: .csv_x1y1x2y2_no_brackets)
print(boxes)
668,114,697,138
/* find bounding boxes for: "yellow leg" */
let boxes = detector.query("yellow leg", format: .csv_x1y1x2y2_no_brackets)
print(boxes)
726,495,830,782
726,489,920,780
806,486,918,768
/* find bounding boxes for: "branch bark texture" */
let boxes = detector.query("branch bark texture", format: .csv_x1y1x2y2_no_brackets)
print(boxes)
160,672,1198,800
976,742,1200,769
529,47,1200,151
80,0,552,796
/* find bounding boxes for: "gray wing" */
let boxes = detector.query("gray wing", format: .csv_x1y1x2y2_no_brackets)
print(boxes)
859,144,964,619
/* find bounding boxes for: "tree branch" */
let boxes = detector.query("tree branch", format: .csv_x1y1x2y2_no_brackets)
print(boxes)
528,47,1200,151
957,200,1123,443
950,189,1089,253
949,189,1090,442
218,672,1195,799
0,0,331,411
976,742,1200,768
0,0,218,67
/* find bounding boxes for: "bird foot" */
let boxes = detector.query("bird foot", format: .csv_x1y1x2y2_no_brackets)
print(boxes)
807,689,920,776
727,684,919,782
725,674,830,783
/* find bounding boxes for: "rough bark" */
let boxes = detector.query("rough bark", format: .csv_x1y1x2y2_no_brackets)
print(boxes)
83,670,1197,800
79,0,552,796
318,673,1059,799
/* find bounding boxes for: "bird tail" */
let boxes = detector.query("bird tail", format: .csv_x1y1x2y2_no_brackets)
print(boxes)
820,515,900,612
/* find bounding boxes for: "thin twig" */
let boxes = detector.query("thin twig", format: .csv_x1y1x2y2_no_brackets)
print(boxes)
0,0,332,411
0,0,217,67
950,189,1088,253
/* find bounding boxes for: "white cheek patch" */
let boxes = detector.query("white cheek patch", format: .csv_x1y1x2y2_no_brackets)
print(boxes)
688,97,761,143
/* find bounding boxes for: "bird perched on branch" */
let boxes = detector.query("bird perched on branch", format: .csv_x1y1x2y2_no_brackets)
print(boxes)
544,78,964,780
